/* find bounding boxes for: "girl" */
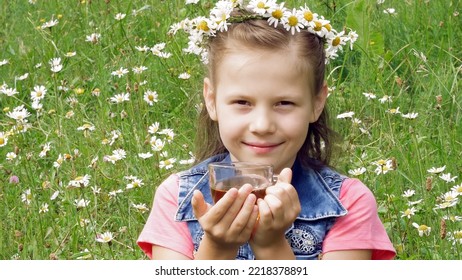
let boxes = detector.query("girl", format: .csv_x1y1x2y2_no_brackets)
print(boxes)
137,0,396,260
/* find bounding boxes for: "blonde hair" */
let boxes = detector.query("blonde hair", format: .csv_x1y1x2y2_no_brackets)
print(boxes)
194,17,338,170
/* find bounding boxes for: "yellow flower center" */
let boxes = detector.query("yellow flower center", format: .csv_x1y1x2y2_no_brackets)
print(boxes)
303,11,313,22
376,159,387,165
75,176,83,181
272,9,283,19
324,23,332,31
332,36,341,47
0,137,4,145
257,2,265,9
454,231,462,239
148,95,155,101
419,225,429,231
197,20,210,32
36,91,43,97
314,21,322,31
288,15,298,27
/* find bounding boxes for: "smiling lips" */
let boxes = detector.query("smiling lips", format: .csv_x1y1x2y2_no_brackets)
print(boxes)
243,142,282,154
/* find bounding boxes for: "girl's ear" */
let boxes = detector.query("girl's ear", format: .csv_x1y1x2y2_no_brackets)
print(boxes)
310,82,328,123
203,77,217,121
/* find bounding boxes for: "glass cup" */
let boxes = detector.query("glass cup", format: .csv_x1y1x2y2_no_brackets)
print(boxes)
208,162,277,204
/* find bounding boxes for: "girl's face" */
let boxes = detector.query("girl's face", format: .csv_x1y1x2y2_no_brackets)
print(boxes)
204,46,327,173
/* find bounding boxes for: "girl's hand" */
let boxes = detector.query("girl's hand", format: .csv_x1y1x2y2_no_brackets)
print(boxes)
191,184,259,259
250,168,301,249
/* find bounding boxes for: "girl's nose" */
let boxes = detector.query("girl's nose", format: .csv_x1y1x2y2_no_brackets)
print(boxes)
249,108,276,134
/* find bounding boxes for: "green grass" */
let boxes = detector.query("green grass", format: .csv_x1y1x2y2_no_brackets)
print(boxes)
0,0,461,260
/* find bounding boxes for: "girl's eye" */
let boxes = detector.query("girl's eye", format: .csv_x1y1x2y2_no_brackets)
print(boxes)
277,101,294,106
234,100,251,106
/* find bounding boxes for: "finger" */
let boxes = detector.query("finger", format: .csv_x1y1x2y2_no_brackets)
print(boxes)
277,168,292,184
263,193,285,221
192,190,210,219
229,193,257,234
219,184,254,225
256,198,273,228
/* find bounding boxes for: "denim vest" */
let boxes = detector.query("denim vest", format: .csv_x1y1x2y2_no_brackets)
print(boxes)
175,153,347,260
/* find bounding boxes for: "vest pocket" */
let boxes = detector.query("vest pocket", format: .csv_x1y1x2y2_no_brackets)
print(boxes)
286,222,323,260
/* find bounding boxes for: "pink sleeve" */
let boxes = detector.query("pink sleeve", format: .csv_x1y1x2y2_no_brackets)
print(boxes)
322,178,396,260
136,174,194,259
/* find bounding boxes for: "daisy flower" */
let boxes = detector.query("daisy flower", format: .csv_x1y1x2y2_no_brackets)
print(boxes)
77,123,96,137
49,57,63,73
21,189,32,205
247,0,275,16
178,72,191,79
447,231,462,246
348,167,366,176
132,66,148,74
39,203,49,214
383,8,397,15
386,107,401,114
1,86,19,96
336,111,355,119
159,158,176,170
53,154,64,168
132,203,149,213
50,190,60,200
439,173,457,183
400,207,417,219
402,189,415,198
143,90,158,106
126,177,144,189
138,152,153,159
0,59,8,66
39,142,51,158
85,33,101,44
111,67,129,78
6,152,16,161
427,166,446,174
186,0,200,4
151,137,165,151
30,85,47,102
15,73,29,81
148,122,160,134
0,132,8,147
135,45,151,52
41,18,59,29
401,112,418,119
412,223,431,237
282,8,304,35
68,174,91,188
74,198,90,209
64,51,76,57
362,92,377,100
451,184,462,195
96,232,114,243
114,13,126,20
109,92,130,104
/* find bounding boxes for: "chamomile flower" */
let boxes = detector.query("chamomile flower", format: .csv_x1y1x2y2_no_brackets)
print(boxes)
15,73,29,81
49,57,63,73
451,184,462,195
159,158,176,170
138,152,153,159
39,203,49,214
132,65,148,74
41,18,59,29
282,8,304,35
427,166,446,174
74,198,90,209
114,13,126,20
64,51,76,57
401,207,417,219
210,0,234,32
143,90,158,106
85,33,101,44
178,72,191,79
439,173,457,183
0,59,8,66
96,232,113,243
298,4,317,27
111,67,129,78
126,177,144,189
6,152,16,161
151,137,165,151
109,92,130,104
336,111,355,119
186,0,200,4
108,189,123,198
30,85,47,102
266,2,287,27
383,8,397,15
402,189,415,198
21,189,32,205
132,203,149,213
412,223,431,237
348,167,366,176
0,132,8,147
148,122,160,134
1,86,18,96
77,123,96,137
68,174,91,188
362,92,377,100
247,0,275,16
372,159,394,175
447,230,462,246
135,45,151,52
39,142,51,158
401,112,418,119
53,154,64,168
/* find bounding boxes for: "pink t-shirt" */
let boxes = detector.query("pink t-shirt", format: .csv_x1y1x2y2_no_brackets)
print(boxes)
137,174,396,260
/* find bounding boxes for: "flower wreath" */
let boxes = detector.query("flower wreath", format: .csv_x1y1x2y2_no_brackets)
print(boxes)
169,0,358,64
